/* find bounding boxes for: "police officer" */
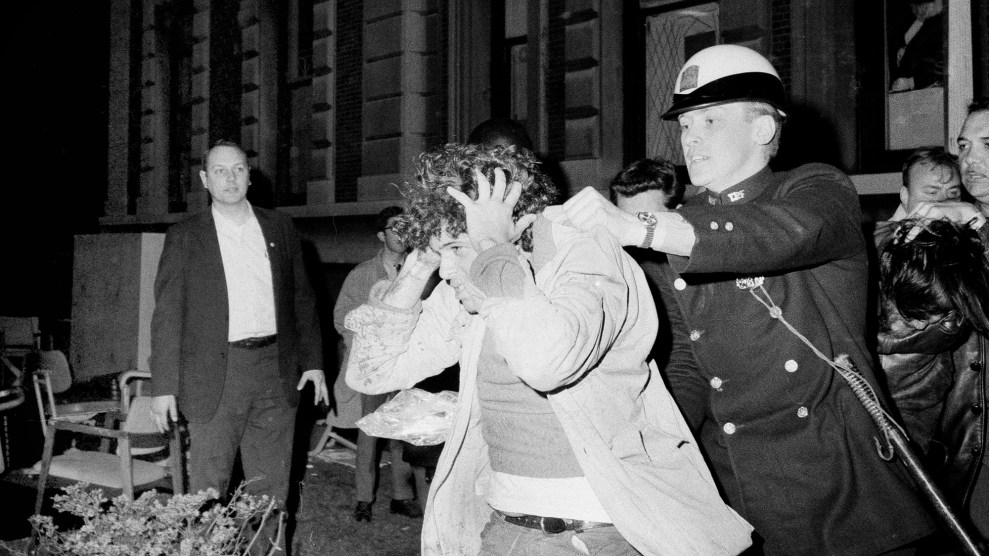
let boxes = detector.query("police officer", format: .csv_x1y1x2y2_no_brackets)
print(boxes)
559,45,935,555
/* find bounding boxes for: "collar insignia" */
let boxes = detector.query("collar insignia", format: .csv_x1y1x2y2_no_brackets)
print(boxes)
736,276,765,290
727,191,746,203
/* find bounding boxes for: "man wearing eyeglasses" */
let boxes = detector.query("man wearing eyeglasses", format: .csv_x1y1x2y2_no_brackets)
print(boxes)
333,206,424,522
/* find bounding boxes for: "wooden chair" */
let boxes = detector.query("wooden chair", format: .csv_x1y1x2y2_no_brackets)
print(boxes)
34,371,185,515
31,349,120,439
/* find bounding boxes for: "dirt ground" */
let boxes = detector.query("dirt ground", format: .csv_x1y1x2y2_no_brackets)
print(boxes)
291,447,422,556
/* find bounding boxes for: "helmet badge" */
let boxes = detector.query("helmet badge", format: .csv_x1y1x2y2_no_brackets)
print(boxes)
679,65,699,92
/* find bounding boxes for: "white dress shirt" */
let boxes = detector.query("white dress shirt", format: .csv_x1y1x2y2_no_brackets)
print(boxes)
212,205,277,341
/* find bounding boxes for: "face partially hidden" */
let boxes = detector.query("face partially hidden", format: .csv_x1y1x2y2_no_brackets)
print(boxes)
379,216,407,254
902,162,961,213
430,229,485,314
200,146,250,207
615,190,673,215
959,110,989,202
677,103,767,194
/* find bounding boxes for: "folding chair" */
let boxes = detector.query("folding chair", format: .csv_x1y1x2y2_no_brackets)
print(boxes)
310,372,360,454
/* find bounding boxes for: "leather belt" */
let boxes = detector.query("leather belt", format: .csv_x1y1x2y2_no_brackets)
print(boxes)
495,510,613,534
229,334,277,349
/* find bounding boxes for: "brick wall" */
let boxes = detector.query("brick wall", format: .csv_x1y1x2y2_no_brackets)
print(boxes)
770,0,791,93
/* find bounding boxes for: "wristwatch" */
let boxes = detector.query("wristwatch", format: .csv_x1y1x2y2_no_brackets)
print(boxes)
637,211,657,249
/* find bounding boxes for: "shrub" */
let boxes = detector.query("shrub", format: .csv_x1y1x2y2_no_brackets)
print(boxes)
29,483,283,556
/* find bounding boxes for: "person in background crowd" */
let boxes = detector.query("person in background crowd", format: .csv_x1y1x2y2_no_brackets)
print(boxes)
467,117,535,152
608,157,684,367
555,44,935,555
344,142,752,555
876,99,989,236
149,139,327,551
889,147,962,220
609,157,686,214
876,218,989,550
960,98,989,215
870,98,989,550
333,206,423,522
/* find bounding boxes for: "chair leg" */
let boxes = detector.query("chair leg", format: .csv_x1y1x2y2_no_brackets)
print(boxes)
119,437,134,500
309,426,357,455
169,426,185,495
34,423,56,516
309,424,332,455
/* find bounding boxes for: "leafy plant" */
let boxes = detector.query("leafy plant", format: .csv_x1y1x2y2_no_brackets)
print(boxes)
29,483,284,556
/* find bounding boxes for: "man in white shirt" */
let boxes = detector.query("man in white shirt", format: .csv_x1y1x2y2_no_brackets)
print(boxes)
149,140,327,518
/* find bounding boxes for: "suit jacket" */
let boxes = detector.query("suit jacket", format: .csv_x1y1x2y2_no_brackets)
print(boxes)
149,206,322,423
657,164,934,555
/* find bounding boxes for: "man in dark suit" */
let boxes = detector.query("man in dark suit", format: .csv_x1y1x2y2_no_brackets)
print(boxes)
149,139,327,513
558,45,935,554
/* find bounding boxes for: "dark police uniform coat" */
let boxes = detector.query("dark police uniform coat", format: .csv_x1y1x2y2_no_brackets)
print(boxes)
657,164,934,555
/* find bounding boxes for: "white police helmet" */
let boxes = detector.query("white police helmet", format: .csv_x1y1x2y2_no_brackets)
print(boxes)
662,44,786,120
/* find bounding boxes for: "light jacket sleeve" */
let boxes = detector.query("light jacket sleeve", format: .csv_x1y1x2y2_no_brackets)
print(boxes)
344,282,463,395
477,231,631,392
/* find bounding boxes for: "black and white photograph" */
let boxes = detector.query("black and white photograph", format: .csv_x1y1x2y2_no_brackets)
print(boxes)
1,1,988,555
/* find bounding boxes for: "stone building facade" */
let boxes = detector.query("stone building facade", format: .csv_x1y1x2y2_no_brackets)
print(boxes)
102,0,987,263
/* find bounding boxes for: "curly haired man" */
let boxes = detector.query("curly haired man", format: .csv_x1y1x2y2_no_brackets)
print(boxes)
342,143,752,555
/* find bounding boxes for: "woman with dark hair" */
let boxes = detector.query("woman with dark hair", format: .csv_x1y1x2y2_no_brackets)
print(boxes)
877,218,989,546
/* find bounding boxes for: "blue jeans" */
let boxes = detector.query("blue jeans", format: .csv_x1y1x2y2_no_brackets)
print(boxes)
478,512,641,556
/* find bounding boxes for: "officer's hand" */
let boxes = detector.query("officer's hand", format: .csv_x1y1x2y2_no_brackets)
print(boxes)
151,395,177,433
559,186,642,246
298,369,329,406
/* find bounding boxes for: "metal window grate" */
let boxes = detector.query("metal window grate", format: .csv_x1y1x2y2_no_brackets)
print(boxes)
644,4,719,164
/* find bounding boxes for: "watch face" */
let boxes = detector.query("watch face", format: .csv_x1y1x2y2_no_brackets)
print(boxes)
637,211,658,225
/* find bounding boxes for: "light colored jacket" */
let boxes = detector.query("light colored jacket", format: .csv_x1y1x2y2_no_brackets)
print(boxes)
345,216,752,555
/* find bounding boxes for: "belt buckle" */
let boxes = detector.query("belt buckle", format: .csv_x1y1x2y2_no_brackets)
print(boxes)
539,517,567,535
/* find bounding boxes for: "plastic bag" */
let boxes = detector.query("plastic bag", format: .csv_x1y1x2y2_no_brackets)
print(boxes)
355,388,458,446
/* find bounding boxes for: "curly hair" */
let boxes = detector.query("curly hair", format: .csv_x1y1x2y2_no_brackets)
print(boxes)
394,143,559,252
880,218,989,335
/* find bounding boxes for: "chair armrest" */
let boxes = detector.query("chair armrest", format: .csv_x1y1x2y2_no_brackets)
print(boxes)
119,370,152,412
52,416,127,440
